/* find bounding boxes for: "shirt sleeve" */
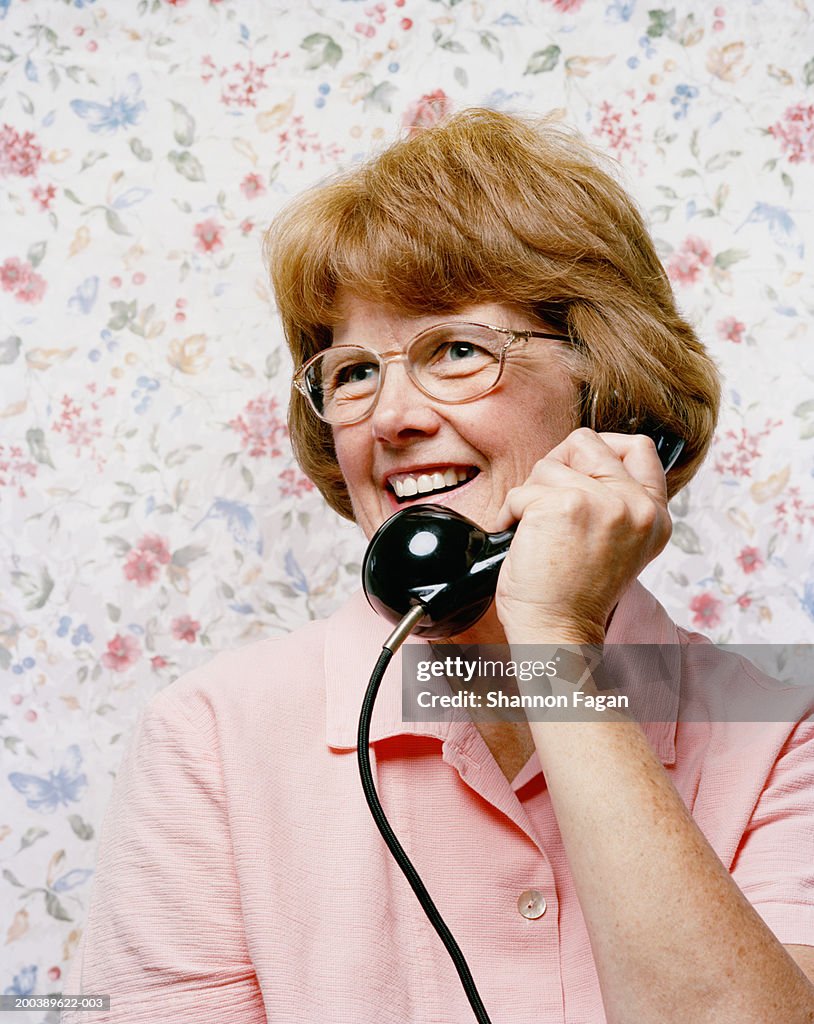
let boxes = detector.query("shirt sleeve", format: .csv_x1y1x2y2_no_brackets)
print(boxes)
60,686,266,1024
730,718,814,946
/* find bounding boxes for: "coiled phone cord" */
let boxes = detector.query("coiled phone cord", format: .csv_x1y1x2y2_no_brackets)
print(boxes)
356,605,493,1024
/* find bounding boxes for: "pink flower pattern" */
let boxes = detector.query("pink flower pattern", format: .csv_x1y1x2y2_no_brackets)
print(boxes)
123,535,172,587
768,103,814,164
0,257,47,304
229,396,288,458
593,100,644,171
32,183,57,210
716,317,746,344
194,218,224,253
171,614,200,643
240,172,266,200
51,390,115,470
0,124,43,178
138,534,172,564
774,487,814,543
200,54,289,107
101,634,141,672
276,115,343,170
712,420,782,479
689,592,723,629
403,90,453,134
736,546,763,573
0,444,39,499
279,466,315,498
123,547,161,587
666,236,713,286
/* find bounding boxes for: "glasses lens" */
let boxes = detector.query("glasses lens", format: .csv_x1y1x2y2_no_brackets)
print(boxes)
298,325,508,424
303,347,380,423
410,324,503,402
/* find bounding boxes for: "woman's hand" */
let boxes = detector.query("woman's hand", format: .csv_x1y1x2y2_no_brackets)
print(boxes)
493,428,673,644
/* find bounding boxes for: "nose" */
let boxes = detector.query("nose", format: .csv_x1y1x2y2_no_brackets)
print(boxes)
368,357,441,445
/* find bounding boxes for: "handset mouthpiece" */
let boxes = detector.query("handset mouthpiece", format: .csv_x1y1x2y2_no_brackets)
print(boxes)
362,505,516,640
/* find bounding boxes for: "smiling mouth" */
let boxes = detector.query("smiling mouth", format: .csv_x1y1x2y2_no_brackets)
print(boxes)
387,467,480,503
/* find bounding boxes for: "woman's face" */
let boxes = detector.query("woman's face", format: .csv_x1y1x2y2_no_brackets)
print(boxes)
331,294,579,540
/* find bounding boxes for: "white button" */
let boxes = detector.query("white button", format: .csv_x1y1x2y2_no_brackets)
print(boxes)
517,889,547,919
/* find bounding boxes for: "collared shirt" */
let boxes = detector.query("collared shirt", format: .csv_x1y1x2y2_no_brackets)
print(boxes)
62,581,814,1023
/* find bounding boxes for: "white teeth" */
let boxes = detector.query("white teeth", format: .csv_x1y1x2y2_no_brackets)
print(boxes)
389,466,476,500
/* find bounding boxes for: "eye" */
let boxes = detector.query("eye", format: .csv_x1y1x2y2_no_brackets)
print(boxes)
411,325,503,385
336,361,378,386
429,339,497,368
445,341,480,361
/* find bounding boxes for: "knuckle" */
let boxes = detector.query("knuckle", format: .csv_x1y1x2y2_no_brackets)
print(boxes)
630,497,666,538
605,495,629,527
556,487,593,519
634,502,659,534
634,432,658,452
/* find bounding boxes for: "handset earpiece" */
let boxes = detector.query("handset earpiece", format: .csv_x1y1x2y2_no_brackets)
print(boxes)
650,427,684,473
362,427,685,639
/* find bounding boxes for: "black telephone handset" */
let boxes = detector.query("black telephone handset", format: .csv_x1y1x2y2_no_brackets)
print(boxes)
362,428,684,639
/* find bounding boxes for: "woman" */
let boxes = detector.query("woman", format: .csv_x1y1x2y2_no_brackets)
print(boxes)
62,109,814,1023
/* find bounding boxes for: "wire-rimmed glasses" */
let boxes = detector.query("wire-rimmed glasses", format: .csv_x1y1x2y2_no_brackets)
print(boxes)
292,321,572,425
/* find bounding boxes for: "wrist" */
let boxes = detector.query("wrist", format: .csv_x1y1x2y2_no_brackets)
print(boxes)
504,623,606,647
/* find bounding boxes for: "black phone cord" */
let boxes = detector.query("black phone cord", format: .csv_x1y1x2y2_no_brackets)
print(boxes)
357,644,493,1024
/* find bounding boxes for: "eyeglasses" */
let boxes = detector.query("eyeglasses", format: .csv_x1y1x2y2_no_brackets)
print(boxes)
292,321,572,425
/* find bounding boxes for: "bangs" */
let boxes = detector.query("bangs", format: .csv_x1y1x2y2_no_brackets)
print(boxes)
265,169,540,363
263,113,587,362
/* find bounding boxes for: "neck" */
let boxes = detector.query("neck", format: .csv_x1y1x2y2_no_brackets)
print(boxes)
445,604,534,783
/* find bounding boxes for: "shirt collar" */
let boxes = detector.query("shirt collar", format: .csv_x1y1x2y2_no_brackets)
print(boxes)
325,580,680,765
325,589,450,750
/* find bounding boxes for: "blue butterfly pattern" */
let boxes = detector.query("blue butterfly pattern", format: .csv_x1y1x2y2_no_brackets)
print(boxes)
738,203,805,259
193,499,263,555
4,965,36,997
9,745,88,813
69,73,146,134
67,276,99,315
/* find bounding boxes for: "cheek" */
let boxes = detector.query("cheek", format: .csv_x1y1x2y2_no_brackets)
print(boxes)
507,381,576,434
331,426,373,501
332,427,358,475
534,372,580,431
498,383,578,471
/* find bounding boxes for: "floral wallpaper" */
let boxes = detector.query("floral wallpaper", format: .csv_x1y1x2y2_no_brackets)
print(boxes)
1,0,813,1014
